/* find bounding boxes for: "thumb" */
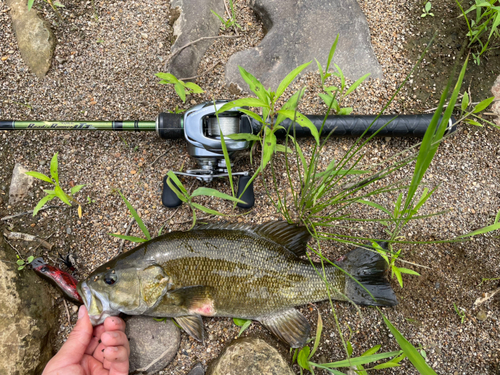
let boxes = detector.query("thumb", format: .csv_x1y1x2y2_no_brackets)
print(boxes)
53,305,94,367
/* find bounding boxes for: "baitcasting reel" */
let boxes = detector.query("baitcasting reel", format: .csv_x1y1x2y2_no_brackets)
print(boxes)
157,100,255,209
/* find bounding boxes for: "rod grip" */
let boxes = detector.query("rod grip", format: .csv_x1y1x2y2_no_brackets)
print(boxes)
254,115,456,138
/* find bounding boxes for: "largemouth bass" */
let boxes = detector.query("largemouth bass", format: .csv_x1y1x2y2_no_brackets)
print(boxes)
77,221,396,347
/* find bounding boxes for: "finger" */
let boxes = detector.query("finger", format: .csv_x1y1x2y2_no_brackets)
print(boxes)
103,316,126,333
50,305,93,368
103,346,129,375
101,331,130,355
84,325,106,355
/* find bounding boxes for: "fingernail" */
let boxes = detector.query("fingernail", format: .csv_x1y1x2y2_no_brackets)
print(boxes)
109,331,119,338
78,305,86,320
109,346,118,352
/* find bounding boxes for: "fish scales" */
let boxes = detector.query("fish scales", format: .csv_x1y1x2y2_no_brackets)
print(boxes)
147,228,346,317
78,221,397,347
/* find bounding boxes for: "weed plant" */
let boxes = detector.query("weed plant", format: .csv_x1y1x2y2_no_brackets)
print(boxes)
456,0,500,64
160,36,500,373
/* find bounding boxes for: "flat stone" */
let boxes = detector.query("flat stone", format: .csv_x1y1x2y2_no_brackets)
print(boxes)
0,229,58,375
491,74,500,127
167,0,224,80
226,0,382,91
6,0,56,78
187,362,205,375
9,163,34,205
125,316,180,374
207,337,294,375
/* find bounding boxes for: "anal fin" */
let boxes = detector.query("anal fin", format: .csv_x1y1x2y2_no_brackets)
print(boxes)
259,308,311,348
175,315,205,343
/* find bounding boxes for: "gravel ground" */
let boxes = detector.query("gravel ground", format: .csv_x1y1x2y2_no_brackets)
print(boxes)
1,0,499,374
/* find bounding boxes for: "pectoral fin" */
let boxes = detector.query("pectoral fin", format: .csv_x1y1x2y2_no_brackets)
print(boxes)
169,286,216,316
259,308,311,348
175,315,205,343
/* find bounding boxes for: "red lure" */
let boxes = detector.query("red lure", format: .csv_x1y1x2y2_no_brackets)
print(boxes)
32,257,82,304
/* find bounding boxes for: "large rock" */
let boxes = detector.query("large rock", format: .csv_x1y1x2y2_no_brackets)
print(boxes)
207,337,294,375
491,74,500,127
125,316,181,374
6,0,56,78
226,0,382,90
167,0,224,80
0,229,58,375
9,163,34,205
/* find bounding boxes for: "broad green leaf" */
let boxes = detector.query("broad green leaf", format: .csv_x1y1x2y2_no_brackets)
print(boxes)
397,267,421,276
381,313,437,374
191,187,245,204
109,234,148,242
461,91,469,111
472,96,495,113
238,66,269,103
316,350,401,368
333,63,346,90
70,184,86,195
325,35,339,73
155,72,179,83
167,171,188,195
183,81,205,94
361,345,381,357
276,61,311,99
277,110,320,145
275,144,293,153
356,199,392,217
50,153,59,183
174,82,186,102
338,107,353,115
227,133,262,141
297,347,311,370
489,12,500,39
457,221,500,238
191,202,225,216
275,89,305,127
344,73,371,97
261,128,277,169
118,190,151,240
425,1,431,11
43,189,56,195
27,0,35,10
32,194,56,216
233,318,249,326
237,108,266,125
347,341,353,357
393,266,404,287
309,310,323,358
17,259,25,265
25,171,53,184
373,362,401,370
27,256,34,263
315,59,324,80
237,320,252,337
166,177,188,203
465,119,483,126
55,185,71,205
216,98,269,115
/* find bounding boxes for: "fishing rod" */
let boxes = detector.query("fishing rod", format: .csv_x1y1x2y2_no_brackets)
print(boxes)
1,100,456,209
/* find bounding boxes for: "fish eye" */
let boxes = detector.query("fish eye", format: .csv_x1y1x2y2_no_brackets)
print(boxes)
104,273,117,285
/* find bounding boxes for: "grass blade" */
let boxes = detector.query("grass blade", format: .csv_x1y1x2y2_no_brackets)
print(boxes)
118,190,151,240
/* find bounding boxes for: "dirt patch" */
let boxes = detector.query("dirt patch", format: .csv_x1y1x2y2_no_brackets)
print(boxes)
406,0,500,105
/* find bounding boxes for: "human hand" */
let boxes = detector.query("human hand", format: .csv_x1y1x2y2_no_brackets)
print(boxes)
43,305,130,375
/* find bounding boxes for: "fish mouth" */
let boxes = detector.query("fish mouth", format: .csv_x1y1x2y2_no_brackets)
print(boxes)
78,281,114,326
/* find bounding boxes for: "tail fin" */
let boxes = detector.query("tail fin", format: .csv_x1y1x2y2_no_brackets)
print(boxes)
337,244,397,307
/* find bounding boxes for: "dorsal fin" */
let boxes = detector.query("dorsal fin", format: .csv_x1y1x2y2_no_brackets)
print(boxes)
253,221,310,257
193,221,310,257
